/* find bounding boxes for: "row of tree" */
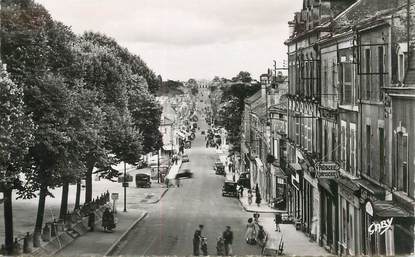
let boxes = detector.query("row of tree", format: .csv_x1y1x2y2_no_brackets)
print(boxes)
0,0,162,253
208,72,260,152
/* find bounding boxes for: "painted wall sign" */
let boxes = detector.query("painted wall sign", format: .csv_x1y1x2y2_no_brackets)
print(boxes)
368,218,393,236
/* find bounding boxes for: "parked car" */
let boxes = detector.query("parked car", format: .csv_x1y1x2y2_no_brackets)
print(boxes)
182,154,190,162
175,169,193,179
222,181,238,197
237,172,251,188
214,161,225,175
135,173,151,188
184,141,191,149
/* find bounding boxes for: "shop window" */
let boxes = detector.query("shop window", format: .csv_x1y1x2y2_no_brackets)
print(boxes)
398,53,408,83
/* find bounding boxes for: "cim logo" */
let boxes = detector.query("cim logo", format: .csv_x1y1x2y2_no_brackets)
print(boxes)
368,218,393,236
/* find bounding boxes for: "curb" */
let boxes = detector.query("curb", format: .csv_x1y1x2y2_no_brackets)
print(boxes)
238,198,283,214
104,212,148,256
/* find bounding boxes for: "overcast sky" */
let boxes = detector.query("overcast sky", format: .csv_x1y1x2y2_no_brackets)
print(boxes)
37,0,302,81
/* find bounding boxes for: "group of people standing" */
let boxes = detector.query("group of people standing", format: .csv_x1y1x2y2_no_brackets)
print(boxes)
193,225,233,256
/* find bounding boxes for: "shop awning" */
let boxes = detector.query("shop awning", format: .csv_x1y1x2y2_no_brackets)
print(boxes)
337,177,360,192
373,201,413,218
355,179,386,199
271,166,287,178
255,158,263,169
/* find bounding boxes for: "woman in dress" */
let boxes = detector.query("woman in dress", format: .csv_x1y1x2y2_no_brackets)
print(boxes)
245,218,256,244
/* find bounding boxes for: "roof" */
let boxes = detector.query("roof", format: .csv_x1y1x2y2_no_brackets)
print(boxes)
251,100,267,121
244,90,262,104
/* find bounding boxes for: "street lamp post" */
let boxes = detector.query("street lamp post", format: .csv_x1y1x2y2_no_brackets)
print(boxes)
123,162,127,212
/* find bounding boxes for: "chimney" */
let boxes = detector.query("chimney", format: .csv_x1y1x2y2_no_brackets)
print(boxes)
261,83,266,99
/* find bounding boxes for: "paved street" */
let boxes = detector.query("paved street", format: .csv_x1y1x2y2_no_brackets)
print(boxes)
113,119,262,256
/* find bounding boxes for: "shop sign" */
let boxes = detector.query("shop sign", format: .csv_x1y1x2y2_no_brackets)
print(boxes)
111,193,119,200
316,162,339,179
368,218,393,236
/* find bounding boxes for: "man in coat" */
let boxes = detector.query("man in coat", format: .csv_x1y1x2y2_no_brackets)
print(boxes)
193,224,204,256
222,226,233,256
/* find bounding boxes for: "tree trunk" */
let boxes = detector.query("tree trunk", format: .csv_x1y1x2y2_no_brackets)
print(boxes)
3,188,14,255
85,164,94,204
74,179,81,210
34,186,47,234
59,182,69,220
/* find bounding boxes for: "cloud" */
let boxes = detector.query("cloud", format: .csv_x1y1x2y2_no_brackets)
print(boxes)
37,0,300,46
36,0,302,80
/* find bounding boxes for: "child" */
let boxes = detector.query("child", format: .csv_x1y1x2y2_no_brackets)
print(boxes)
216,236,225,256
201,237,208,256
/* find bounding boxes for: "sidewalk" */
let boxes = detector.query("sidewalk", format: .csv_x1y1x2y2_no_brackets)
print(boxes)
56,210,147,256
258,215,330,256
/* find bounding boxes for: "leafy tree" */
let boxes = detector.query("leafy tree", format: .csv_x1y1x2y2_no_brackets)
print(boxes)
216,82,260,150
232,71,252,83
0,63,34,254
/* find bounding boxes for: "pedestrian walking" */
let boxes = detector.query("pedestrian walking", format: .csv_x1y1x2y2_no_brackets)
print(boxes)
247,190,253,205
274,213,282,232
253,212,260,223
201,237,208,256
175,176,180,187
193,224,204,256
216,236,225,256
222,226,233,256
256,225,266,249
255,192,262,207
245,218,256,245
232,173,235,182
238,186,244,198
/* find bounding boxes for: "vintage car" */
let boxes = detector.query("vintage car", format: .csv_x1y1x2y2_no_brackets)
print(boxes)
214,161,225,175
222,181,238,197
135,173,151,188
175,169,193,179
237,172,251,188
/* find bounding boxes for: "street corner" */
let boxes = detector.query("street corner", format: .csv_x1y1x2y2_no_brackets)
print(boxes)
145,187,169,204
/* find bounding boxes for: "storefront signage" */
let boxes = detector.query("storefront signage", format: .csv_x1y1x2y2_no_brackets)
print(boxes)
368,218,393,236
316,162,339,179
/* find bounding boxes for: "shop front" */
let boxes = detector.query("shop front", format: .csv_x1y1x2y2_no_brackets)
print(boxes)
316,162,339,254
337,177,361,256
361,197,414,255
270,163,288,210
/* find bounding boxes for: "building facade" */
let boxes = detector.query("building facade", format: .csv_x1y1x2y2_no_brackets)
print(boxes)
284,0,415,255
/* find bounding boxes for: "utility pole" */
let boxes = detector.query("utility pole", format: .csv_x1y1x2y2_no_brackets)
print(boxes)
123,162,127,212
157,150,160,183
